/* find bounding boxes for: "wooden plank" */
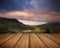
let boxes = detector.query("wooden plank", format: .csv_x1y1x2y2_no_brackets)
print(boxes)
0,34,22,48
37,34,60,48
14,34,29,48
0,34,10,39
44,34,60,45
30,34,47,48
0,34,5,36
0,34,15,45
0,34,8,37
0,34,60,48
51,34,60,39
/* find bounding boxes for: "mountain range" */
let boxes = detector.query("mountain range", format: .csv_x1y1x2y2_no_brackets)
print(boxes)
36,22,60,33
0,17,34,33
0,17,60,33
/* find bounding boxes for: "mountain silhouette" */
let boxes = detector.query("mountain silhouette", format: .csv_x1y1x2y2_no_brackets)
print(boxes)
0,17,34,33
36,22,60,33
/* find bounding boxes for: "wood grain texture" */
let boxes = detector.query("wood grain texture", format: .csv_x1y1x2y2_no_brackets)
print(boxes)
14,34,29,48
0,34,22,48
37,34,60,48
0,34,60,48
30,34,47,48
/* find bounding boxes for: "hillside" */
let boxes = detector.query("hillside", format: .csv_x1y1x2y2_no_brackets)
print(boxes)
0,17,60,33
36,22,60,33
0,17,34,33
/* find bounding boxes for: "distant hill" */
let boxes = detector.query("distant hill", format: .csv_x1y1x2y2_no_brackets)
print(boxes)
0,17,34,33
0,17,60,33
36,22,60,33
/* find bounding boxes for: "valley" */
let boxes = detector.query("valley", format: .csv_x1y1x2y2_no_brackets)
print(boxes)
0,17,60,33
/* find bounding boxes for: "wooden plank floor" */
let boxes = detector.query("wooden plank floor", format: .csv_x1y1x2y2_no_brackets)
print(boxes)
0,34,60,48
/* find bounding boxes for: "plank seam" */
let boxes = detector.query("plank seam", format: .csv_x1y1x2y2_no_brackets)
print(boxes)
44,34,60,46
36,34,49,48
28,34,31,48
0,34,10,39
51,35,60,39
12,34,23,48
0,34,16,46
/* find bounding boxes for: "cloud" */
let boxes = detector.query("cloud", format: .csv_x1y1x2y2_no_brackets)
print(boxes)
17,19,47,25
0,0,60,12
0,11,60,22
0,0,24,11
0,0,60,22
0,11,32,18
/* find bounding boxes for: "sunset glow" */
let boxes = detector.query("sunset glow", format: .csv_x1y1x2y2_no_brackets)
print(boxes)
0,0,60,25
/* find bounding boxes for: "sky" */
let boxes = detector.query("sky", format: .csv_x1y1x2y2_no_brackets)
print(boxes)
17,19,47,25
0,0,60,25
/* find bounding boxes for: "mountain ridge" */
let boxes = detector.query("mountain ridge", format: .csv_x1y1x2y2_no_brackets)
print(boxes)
0,17,34,33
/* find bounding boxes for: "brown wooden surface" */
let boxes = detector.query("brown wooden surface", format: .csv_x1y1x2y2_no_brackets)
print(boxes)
0,34,60,48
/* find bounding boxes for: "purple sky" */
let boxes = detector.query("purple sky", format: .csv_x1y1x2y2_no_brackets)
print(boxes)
0,0,60,25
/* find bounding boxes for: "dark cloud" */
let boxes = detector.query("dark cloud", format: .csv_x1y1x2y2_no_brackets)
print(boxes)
0,0,60,12
0,0,60,22
50,0,60,12
0,0,25,11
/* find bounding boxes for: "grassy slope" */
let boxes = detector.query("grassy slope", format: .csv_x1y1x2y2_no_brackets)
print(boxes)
0,17,60,33
0,17,34,33
36,22,60,33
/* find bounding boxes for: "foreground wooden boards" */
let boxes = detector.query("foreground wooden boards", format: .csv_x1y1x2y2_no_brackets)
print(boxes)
14,34,29,48
30,34,48,48
0,34,60,48
37,34,60,48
